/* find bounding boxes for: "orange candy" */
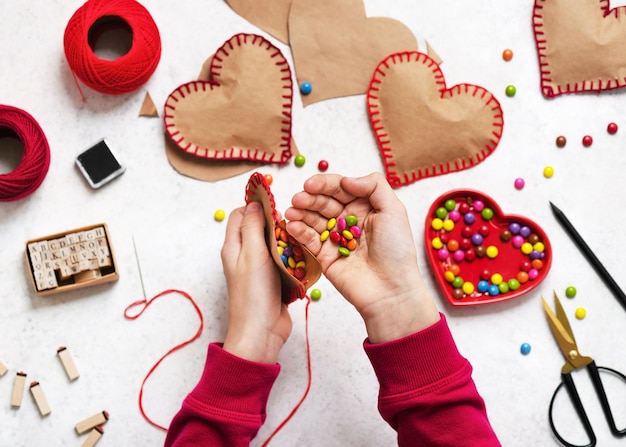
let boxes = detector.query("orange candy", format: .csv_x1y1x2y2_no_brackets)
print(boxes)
264,173,273,185
502,49,513,61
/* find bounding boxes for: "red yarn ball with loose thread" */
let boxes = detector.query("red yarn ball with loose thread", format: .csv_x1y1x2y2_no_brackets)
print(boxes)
63,0,161,95
0,105,51,202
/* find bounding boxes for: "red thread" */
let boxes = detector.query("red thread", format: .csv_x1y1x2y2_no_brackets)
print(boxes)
63,0,161,99
261,297,313,446
124,289,204,431
0,105,50,202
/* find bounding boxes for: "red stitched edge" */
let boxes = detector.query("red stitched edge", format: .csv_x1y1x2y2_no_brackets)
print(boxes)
244,172,306,304
533,0,626,98
163,33,293,165
367,51,504,188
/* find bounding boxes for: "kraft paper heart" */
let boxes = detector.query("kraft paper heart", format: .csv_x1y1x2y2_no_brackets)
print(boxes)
245,172,322,304
425,190,552,306
288,0,418,106
367,52,504,188
533,0,626,97
164,33,293,165
225,0,291,44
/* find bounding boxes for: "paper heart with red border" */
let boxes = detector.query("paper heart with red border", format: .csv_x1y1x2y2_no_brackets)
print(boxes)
164,34,293,164
245,172,322,304
533,0,626,97
367,52,504,188
424,189,552,306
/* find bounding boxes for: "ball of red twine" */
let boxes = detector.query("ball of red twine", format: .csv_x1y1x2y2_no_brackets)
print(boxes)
0,105,51,202
63,0,161,96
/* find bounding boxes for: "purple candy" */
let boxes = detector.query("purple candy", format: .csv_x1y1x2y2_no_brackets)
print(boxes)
464,212,476,225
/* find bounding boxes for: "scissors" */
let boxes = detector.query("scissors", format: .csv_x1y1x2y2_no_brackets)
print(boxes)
542,292,626,447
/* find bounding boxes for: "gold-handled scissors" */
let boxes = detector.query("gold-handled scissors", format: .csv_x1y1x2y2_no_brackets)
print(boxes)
542,292,626,447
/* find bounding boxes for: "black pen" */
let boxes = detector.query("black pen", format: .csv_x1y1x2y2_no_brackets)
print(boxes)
550,202,626,312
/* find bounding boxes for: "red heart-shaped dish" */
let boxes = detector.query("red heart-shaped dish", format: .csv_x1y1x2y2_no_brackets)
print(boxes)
424,190,552,306
245,172,322,304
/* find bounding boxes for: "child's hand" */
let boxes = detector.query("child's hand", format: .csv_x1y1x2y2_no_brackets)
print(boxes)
221,202,292,363
285,173,439,343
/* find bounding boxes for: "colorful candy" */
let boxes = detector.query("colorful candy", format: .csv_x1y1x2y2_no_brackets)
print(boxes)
565,286,577,298
502,49,514,61
321,214,362,256
607,122,618,135
556,136,567,148
427,193,549,302
275,223,307,281
294,154,306,167
582,135,593,147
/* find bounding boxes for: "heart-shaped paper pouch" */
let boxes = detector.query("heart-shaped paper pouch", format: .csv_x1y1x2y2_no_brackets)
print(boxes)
368,52,504,188
164,34,294,165
533,0,626,97
245,172,322,304
425,189,552,306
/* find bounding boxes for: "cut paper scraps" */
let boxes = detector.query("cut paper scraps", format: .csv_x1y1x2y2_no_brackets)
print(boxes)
245,172,322,305
288,0,418,106
225,0,291,44
139,92,158,117
533,0,626,97
163,34,296,182
367,52,504,188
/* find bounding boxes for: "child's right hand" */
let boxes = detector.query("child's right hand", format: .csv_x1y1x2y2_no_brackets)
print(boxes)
285,172,440,343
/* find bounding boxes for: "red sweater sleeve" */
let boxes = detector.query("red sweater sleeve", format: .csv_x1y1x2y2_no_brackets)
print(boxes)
363,313,501,447
164,343,280,447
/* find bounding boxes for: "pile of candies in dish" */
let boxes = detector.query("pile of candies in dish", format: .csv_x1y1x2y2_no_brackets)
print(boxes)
320,215,362,256
425,190,551,306
275,222,308,281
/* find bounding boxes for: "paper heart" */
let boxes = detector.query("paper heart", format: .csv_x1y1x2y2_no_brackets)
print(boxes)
288,0,418,106
424,190,552,306
225,0,291,44
245,172,322,304
533,0,626,97
164,34,293,164
367,52,504,188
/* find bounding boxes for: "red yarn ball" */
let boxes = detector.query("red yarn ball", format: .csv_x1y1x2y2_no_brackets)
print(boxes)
63,0,161,95
0,105,50,202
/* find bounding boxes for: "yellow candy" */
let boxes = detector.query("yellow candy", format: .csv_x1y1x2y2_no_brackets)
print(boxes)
486,246,498,259
277,246,284,256
575,307,586,319
431,218,443,231
491,273,503,285
444,271,455,283
296,261,306,269
327,218,337,231
543,166,555,178
277,240,288,248
320,230,330,242
533,242,545,252
214,209,226,221
462,282,475,295
442,219,455,232
521,242,533,255
342,230,354,240
431,237,443,249
288,257,296,268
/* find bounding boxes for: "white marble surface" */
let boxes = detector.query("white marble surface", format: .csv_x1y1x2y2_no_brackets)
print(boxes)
2,1,626,446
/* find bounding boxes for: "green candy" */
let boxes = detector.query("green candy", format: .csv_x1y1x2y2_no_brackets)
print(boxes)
345,215,358,227
338,247,350,257
310,289,322,301
565,286,577,298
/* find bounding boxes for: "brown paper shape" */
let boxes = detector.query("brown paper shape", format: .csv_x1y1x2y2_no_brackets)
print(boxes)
164,42,299,182
245,172,322,304
225,0,291,44
139,92,158,117
426,41,443,65
288,0,418,106
367,52,504,188
164,34,293,164
533,0,626,97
